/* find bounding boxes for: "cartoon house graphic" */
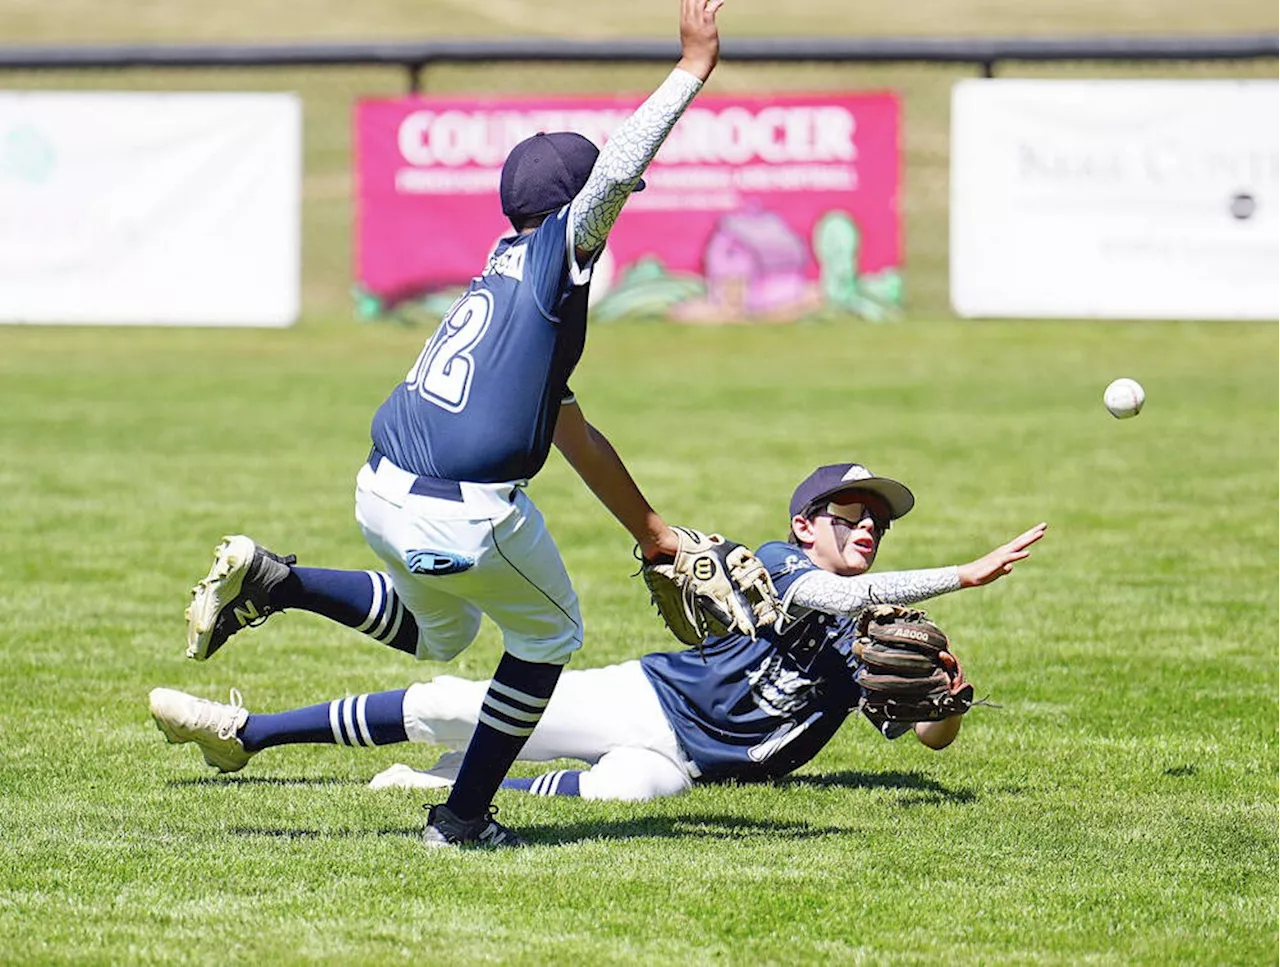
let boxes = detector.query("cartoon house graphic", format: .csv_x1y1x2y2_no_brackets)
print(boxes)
673,207,821,321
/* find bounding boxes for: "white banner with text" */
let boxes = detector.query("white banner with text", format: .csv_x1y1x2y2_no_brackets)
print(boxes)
0,92,301,326
950,79,1278,320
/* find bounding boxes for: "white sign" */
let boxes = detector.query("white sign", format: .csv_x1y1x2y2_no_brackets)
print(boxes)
950,79,1278,320
0,92,301,326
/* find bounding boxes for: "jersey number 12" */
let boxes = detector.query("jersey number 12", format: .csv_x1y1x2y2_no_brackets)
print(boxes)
404,290,494,413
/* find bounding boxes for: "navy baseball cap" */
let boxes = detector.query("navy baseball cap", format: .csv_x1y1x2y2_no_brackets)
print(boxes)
499,131,644,220
788,463,915,521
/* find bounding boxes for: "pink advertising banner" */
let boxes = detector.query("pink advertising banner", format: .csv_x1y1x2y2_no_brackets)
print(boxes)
355,92,901,323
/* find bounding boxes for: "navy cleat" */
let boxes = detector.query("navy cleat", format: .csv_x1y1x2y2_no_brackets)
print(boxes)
422,803,525,849
185,535,296,661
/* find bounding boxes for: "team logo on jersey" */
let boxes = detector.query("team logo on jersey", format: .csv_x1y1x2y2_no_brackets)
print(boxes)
405,548,474,576
747,712,822,763
779,554,810,575
746,654,815,716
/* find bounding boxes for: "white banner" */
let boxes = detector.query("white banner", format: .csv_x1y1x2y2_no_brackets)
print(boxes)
950,79,1278,320
0,92,301,326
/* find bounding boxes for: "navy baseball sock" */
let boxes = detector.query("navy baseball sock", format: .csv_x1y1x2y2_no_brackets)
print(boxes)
273,568,419,654
501,771,582,797
443,653,563,820
239,688,408,752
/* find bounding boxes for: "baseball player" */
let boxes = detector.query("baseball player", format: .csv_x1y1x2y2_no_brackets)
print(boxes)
178,0,760,848
155,463,1047,802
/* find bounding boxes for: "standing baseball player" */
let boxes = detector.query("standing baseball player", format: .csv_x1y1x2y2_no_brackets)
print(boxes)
179,0,776,848
156,462,1046,802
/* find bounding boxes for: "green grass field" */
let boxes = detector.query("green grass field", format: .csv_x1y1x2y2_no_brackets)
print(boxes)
2,321,1276,964
2,1,1278,964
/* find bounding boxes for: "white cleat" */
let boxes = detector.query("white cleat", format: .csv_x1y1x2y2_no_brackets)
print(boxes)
149,687,254,773
369,751,464,791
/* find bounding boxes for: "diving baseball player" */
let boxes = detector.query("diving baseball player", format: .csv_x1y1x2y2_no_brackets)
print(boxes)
155,463,1047,802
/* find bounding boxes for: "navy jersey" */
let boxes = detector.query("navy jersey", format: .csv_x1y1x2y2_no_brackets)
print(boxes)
640,541,908,783
370,207,590,483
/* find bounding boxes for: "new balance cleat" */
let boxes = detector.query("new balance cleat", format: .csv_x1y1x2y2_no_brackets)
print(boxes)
185,535,296,661
422,803,525,849
149,687,254,773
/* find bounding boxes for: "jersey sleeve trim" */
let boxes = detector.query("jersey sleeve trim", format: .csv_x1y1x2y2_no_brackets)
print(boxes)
564,204,597,286
774,569,820,633
527,209,586,324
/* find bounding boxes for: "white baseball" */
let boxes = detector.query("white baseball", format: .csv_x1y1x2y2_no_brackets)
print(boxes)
1103,378,1145,419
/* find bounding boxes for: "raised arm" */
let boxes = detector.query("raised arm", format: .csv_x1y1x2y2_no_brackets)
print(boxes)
569,0,725,257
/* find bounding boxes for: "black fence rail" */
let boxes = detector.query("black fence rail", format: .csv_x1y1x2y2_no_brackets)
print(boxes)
0,34,1275,89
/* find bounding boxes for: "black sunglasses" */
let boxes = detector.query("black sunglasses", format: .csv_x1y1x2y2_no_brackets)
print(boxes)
821,499,892,534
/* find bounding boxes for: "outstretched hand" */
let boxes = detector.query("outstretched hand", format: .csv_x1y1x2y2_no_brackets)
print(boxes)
957,522,1048,588
677,0,726,82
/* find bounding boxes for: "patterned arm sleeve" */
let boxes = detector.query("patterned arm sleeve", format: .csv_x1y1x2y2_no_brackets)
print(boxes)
787,566,963,617
569,68,703,253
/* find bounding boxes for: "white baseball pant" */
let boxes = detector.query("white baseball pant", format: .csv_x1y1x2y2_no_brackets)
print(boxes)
354,457,582,665
397,660,697,801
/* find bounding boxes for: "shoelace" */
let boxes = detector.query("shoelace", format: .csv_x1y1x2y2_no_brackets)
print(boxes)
215,688,246,740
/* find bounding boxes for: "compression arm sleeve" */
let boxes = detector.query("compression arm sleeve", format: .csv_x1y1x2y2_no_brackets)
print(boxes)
569,68,702,253
786,566,963,618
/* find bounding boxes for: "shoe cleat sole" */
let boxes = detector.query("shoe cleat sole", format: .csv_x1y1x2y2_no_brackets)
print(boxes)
185,536,253,660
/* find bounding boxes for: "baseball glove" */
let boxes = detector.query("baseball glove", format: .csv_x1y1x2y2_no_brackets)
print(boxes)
640,527,781,648
852,605,974,722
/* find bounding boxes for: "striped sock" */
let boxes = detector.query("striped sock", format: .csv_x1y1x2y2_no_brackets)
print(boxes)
239,688,408,752
501,771,582,797
349,571,418,654
273,567,419,655
444,653,562,820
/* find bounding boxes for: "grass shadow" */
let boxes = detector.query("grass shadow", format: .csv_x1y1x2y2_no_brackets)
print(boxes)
780,770,979,804
231,825,422,839
169,775,364,788
520,814,848,845
229,813,848,845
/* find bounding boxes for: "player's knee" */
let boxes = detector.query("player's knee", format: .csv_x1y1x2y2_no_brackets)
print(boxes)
501,625,583,666
579,769,689,802
578,748,692,802
402,677,485,745
414,618,481,662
